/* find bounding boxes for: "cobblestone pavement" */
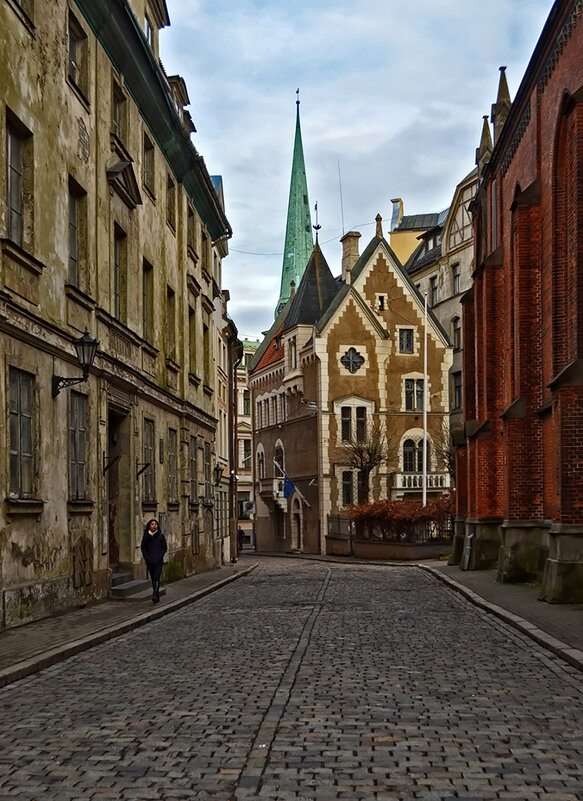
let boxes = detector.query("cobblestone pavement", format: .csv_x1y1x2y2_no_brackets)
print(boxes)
1,557,582,801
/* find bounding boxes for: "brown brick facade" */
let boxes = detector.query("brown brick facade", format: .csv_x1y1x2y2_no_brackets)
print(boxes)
457,0,583,601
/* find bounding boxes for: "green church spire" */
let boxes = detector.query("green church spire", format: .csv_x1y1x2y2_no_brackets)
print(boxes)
275,91,313,317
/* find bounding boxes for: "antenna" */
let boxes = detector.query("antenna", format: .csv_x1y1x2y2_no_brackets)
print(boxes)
337,159,345,235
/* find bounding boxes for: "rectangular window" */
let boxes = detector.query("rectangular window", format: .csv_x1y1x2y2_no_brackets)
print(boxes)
357,470,366,504
430,276,438,307
68,12,87,96
241,439,251,469
342,471,353,506
405,378,424,411
168,428,177,501
187,204,196,253
144,14,154,47
243,389,250,416
203,321,210,384
341,406,351,441
399,328,413,353
166,286,176,360
272,396,278,425
143,419,154,501
452,263,460,295
452,371,462,410
7,124,24,246
356,407,366,443
143,133,155,193
188,306,196,374
453,317,462,350
68,177,86,288
189,436,197,503
378,295,385,311
167,174,176,230
204,441,211,501
68,189,79,286
143,259,154,342
113,225,127,322
69,392,86,500
9,367,34,497
112,81,126,141
256,401,262,429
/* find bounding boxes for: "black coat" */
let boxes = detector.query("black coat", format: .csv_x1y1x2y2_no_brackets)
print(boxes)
140,521,167,566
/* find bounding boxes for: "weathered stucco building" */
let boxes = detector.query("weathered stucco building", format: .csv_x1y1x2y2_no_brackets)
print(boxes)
1,0,235,628
457,0,583,602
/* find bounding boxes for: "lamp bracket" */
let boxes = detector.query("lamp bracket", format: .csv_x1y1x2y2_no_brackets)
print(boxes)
52,373,88,398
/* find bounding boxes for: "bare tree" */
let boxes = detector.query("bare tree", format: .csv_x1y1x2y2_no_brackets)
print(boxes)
432,420,456,482
334,420,398,504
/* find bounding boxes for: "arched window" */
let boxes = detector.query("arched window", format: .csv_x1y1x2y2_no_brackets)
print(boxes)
274,445,284,475
403,439,425,472
452,316,462,350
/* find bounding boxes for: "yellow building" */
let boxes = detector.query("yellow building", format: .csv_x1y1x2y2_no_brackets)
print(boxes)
0,0,233,628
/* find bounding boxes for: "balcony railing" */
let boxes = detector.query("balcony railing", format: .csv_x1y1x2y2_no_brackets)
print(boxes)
259,478,284,498
392,471,452,491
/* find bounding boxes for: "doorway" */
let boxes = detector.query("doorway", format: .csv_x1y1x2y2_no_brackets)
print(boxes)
107,409,131,570
291,498,302,551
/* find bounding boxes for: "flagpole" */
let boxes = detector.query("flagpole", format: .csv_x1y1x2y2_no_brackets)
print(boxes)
423,291,428,507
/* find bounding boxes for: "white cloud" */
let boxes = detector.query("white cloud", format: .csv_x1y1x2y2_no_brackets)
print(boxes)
161,0,554,339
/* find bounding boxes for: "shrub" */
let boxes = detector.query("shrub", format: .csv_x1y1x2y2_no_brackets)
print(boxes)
348,492,455,542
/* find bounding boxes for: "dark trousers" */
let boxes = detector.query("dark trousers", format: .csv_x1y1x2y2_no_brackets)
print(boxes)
146,562,163,582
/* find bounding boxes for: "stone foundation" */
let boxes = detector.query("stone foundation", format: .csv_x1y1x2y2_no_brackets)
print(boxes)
497,520,550,583
540,524,583,603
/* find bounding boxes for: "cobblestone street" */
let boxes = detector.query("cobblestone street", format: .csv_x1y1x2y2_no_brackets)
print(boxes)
1,557,582,800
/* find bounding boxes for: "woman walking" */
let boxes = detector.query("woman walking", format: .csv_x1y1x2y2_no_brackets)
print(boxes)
140,518,167,604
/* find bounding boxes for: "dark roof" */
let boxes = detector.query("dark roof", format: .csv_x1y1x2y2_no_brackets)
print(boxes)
248,300,291,373
394,212,440,231
405,242,442,275
283,244,339,331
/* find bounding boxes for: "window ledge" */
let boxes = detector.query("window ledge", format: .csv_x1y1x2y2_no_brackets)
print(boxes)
168,501,180,511
142,501,157,512
5,498,44,518
1,238,43,276
67,500,95,514
203,383,214,396
188,372,201,387
65,283,96,311
6,0,35,33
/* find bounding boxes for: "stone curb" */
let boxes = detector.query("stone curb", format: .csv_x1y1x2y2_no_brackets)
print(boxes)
419,564,583,673
0,563,259,689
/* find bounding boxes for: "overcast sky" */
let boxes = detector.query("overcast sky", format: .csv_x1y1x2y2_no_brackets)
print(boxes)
160,0,555,341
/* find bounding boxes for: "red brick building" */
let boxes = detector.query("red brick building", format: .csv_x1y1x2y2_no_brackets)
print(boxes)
456,0,583,602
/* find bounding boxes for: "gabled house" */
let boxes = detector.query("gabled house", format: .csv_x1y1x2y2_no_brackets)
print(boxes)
249,218,453,554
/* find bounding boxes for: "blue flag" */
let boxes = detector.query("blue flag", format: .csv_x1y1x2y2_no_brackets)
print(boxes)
283,476,295,499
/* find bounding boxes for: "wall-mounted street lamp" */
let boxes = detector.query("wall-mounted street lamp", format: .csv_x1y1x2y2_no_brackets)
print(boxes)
214,463,224,486
300,399,318,412
52,329,99,398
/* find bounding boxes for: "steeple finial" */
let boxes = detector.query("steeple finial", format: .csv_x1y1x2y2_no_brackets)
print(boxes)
296,87,300,106
476,115,493,175
375,213,383,238
491,66,511,145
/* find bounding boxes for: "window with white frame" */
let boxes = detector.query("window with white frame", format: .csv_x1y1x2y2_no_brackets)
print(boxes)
403,438,426,473
69,392,87,500
398,328,414,354
340,405,367,443
404,378,424,411
9,367,34,498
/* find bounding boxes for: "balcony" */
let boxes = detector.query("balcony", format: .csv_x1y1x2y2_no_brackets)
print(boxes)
392,471,452,493
258,478,287,512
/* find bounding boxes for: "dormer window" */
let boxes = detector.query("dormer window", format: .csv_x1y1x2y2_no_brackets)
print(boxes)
144,14,154,47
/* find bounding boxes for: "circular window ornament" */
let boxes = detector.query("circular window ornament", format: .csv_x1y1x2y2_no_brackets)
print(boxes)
340,347,365,374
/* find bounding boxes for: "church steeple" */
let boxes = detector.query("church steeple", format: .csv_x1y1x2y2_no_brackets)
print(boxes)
275,90,313,317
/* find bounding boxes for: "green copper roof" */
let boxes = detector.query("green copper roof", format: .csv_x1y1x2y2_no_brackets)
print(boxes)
275,99,313,317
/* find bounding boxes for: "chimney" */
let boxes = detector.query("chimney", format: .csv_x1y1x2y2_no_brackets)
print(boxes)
390,198,403,232
340,231,361,284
